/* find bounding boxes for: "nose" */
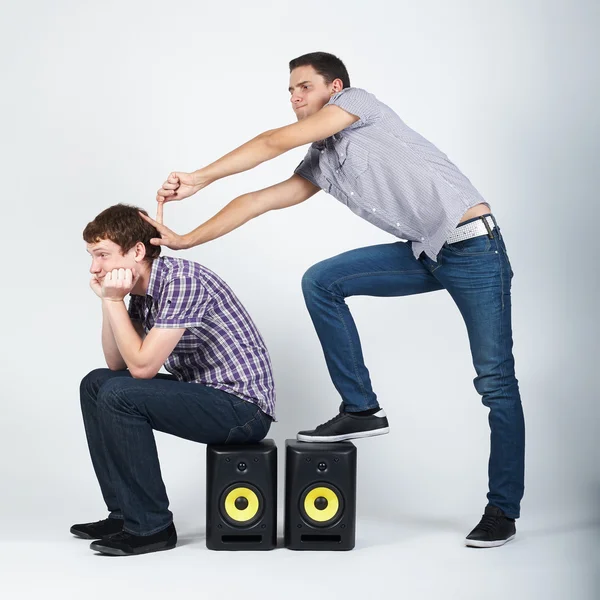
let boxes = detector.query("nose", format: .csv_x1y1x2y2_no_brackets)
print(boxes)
90,260,101,275
290,92,303,105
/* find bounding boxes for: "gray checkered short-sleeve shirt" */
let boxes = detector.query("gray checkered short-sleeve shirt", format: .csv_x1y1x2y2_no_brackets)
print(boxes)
294,87,489,261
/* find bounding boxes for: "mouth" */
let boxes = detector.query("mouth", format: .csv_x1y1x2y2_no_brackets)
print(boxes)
294,105,307,110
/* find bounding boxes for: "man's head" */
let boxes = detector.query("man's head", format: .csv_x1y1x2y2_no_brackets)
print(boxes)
83,204,161,281
288,52,350,120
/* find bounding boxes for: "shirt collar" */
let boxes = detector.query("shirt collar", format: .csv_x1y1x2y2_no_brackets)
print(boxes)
146,257,164,300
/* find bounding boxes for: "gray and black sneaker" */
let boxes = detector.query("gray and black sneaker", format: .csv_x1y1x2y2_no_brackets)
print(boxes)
297,409,389,442
465,505,516,548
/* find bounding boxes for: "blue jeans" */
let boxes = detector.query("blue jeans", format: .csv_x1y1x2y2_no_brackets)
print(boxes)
80,368,272,535
301,216,525,518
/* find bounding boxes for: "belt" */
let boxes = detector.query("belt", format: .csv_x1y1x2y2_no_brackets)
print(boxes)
447,215,496,245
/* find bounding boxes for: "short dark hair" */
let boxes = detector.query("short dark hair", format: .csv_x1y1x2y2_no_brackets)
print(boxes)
83,203,161,262
289,52,351,89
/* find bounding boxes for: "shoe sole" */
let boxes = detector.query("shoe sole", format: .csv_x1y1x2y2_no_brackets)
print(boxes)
465,534,515,548
89,539,177,556
70,528,98,540
297,426,390,443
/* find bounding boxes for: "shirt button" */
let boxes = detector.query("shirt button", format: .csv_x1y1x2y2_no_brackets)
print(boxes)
321,150,325,154
350,192,354,196
396,223,400,227
340,154,344,157
421,237,425,241
372,207,377,212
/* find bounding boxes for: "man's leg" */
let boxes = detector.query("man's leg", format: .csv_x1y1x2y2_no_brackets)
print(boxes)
94,375,269,536
74,368,181,540
79,368,133,521
298,241,443,441
426,220,524,545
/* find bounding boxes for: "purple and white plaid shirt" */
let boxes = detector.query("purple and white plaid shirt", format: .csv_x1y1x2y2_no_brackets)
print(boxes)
128,256,276,419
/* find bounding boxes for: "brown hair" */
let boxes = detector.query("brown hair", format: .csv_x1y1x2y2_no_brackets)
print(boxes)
83,204,161,261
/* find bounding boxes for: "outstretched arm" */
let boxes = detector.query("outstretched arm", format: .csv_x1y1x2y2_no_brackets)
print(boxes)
157,105,358,203
143,174,320,249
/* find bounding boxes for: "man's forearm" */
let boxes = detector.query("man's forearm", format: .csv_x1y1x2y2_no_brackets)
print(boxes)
197,132,282,185
184,192,263,247
102,300,145,373
101,303,127,370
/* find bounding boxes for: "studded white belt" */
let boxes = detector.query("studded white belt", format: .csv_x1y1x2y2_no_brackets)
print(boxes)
447,215,496,244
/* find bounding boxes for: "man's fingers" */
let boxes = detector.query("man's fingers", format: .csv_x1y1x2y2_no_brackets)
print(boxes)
162,181,179,190
139,211,162,229
156,201,164,225
149,237,164,246
168,173,180,184
157,188,176,199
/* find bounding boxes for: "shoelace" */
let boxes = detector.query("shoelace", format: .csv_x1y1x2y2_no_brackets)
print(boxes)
104,530,134,542
315,412,345,431
475,514,502,533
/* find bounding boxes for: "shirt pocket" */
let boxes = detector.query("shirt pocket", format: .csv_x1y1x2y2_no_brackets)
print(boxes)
333,136,370,198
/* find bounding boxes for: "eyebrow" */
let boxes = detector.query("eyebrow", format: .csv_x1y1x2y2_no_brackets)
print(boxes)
288,80,311,92
87,248,109,255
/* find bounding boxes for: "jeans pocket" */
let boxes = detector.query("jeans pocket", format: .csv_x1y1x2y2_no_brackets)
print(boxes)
225,408,269,444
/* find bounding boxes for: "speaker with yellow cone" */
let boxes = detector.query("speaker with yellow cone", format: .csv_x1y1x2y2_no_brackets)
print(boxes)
206,440,276,550
285,440,356,550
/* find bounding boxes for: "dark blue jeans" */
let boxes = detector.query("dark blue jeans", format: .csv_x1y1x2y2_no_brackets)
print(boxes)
301,216,525,518
80,368,272,535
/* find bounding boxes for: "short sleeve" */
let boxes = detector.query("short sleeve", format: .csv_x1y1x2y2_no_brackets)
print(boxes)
326,87,381,130
294,150,320,188
128,295,144,322
154,277,210,329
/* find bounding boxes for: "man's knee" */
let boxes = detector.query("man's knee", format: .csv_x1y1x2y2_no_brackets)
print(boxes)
80,368,129,407
301,259,336,298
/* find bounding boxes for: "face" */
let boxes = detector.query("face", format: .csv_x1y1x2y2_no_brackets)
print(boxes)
86,239,145,282
288,65,343,121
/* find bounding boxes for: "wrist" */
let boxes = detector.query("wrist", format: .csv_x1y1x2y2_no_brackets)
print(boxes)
194,168,213,188
102,297,125,305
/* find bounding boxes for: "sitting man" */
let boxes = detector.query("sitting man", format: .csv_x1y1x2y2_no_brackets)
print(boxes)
72,203,275,556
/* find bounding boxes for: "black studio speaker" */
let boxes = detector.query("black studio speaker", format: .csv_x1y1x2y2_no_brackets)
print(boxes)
206,439,277,550
284,439,356,550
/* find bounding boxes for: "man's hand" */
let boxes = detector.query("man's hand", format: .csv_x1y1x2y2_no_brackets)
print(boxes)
102,268,138,302
139,207,190,250
156,171,206,204
90,276,103,298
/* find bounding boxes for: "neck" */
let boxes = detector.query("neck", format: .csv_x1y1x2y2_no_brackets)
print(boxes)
130,260,153,296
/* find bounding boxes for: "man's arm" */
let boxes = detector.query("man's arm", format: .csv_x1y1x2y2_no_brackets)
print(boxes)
157,105,358,202
143,174,320,249
102,299,184,379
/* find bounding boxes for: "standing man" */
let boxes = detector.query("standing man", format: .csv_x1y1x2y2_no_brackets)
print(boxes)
75,204,275,556
143,52,524,548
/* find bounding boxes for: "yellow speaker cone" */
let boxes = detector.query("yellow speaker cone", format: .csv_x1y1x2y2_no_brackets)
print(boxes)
303,486,340,523
224,487,260,522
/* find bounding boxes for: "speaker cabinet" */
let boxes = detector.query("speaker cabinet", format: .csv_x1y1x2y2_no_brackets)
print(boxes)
206,439,277,550
284,439,356,550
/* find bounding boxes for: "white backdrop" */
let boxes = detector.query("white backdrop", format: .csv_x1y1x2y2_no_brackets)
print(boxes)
0,0,598,554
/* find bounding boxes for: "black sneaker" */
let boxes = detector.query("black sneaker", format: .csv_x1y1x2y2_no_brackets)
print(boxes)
465,505,516,548
70,517,124,540
90,523,177,556
297,409,389,442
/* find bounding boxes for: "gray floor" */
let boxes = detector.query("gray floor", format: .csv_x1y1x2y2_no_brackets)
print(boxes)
2,515,598,600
